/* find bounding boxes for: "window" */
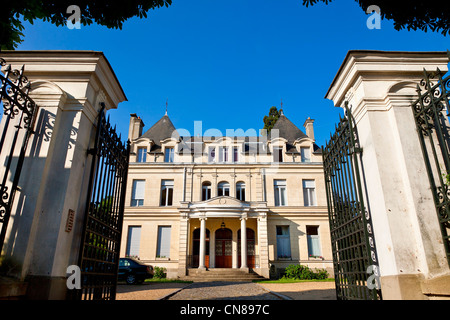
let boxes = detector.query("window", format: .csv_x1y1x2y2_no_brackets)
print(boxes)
137,147,147,163
156,226,171,258
273,147,283,162
307,226,321,257
164,147,174,163
236,181,246,201
303,180,316,206
233,147,239,163
208,147,216,163
126,226,141,257
276,226,291,259
202,182,212,201
218,181,230,196
131,180,145,207
160,180,174,206
219,147,228,162
300,147,311,162
274,180,287,206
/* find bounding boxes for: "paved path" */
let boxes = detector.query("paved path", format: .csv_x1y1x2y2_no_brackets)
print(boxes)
166,281,283,300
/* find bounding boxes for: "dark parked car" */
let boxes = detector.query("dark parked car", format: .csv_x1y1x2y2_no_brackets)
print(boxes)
118,258,153,284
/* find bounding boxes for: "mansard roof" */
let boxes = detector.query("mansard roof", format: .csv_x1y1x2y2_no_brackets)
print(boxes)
270,113,309,143
140,114,179,153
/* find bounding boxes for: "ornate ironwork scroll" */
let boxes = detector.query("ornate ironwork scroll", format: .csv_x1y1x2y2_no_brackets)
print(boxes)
0,58,38,253
412,67,450,267
322,104,381,300
74,103,130,300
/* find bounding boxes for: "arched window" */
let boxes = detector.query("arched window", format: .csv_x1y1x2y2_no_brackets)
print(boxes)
236,181,246,201
217,181,230,196
202,181,211,201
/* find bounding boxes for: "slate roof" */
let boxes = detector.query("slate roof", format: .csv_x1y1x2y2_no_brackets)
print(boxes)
139,114,179,153
139,112,321,154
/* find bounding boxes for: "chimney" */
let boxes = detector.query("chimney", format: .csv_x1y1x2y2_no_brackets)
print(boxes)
303,117,315,141
128,113,145,141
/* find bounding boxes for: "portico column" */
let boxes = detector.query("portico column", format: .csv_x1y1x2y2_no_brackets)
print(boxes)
240,217,248,269
198,217,207,270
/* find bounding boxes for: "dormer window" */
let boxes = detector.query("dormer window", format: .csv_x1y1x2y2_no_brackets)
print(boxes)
274,147,283,163
300,147,311,163
164,147,174,163
137,147,147,163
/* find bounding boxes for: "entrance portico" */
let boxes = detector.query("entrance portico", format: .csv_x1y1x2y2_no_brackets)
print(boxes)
178,196,269,277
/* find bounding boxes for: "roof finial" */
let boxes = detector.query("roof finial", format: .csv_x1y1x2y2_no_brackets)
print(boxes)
165,98,168,115
280,98,284,116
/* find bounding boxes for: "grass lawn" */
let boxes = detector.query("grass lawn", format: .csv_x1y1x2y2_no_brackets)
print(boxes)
144,278,193,284
254,278,335,284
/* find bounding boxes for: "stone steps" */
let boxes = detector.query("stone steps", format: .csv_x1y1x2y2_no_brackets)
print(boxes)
184,268,265,282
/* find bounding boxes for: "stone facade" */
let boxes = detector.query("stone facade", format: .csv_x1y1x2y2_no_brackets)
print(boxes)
120,110,333,279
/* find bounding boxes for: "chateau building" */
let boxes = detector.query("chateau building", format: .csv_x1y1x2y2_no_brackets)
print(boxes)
120,110,333,278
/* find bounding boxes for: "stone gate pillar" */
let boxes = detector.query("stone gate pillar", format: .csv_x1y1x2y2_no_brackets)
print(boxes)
0,51,126,299
326,50,450,299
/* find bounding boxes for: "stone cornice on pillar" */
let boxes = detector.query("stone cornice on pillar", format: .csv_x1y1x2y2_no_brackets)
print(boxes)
0,50,127,122
326,50,449,114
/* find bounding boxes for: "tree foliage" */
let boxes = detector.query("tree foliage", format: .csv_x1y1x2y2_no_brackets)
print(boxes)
302,0,450,36
263,106,281,133
0,1,172,50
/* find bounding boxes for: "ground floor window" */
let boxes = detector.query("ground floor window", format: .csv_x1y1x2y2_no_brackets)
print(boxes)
307,226,321,257
126,226,141,257
157,226,172,258
276,225,291,259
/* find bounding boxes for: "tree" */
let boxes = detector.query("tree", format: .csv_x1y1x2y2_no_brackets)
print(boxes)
1,1,172,50
302,0,450,36
263,106,281,133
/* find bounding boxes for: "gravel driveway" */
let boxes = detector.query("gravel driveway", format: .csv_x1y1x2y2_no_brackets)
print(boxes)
116,281,336,300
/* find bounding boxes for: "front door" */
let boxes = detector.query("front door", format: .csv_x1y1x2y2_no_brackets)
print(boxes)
215,228,232,268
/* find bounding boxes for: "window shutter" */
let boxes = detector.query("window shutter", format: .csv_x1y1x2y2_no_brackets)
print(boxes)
157,226,172,258
126,226,141,257
132,180,145,200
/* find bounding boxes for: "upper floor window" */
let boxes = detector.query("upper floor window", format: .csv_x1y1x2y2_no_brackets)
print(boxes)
274,179,287,206
273,147,283,163
160,180,174,206
131,180,145,207
233,147,239,163
300,147,311,163
236,181,246,201
137,147,147,163
208,147,216,163
202,181,212,201
303,180,316,206
164,147,174,163
219,147,228,163
218,181,230,196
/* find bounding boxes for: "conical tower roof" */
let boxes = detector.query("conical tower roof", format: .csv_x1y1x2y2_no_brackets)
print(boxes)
140,114,179,153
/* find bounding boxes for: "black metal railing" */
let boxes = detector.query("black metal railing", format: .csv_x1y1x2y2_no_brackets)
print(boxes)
74,103,130,300
322,104,381,300
412,67,450,267
0,58,38,253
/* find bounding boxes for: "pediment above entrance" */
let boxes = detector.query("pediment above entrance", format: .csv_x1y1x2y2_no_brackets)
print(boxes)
191,196,250,208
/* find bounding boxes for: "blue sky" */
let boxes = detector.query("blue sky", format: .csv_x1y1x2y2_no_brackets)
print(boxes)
17,0,450,147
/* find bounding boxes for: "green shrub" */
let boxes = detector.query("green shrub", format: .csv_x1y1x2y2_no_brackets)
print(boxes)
153,266,167,279
283,264,328,280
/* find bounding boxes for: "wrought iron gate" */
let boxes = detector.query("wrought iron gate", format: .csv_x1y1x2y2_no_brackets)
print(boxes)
322,104,381,300
0,58,38,253
412,68,450,267
75,103,130,300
